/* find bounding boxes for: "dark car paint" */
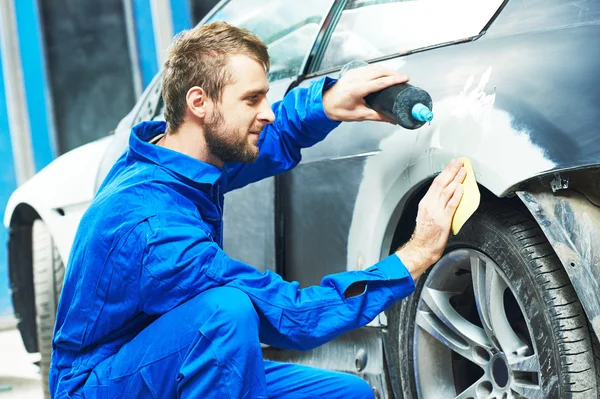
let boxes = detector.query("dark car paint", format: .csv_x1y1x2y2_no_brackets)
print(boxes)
281,156,367,284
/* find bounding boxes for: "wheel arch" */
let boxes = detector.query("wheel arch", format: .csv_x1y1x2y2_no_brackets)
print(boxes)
385,166,600,343
8,203,42,353
385,180,504,256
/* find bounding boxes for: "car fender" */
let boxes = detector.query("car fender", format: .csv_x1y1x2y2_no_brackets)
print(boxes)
346,139,600,333
345,152,600,331
342,65,585,328
4,136,114,262
345,67,557,274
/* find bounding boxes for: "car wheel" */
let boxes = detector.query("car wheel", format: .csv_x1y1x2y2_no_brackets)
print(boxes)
387,201,600,398
32,220,65,399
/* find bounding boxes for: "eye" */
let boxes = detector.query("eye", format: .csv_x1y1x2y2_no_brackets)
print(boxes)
246,95,259,104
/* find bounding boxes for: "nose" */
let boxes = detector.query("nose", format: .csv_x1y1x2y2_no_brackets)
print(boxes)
257,99,275,124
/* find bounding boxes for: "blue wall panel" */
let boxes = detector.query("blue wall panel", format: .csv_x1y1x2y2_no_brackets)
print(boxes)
14,0,56,171
132,0,159,88
0,49,18,319
171,0,193,33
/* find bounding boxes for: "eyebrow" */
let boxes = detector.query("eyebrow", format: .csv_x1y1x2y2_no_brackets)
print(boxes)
242,88,269,98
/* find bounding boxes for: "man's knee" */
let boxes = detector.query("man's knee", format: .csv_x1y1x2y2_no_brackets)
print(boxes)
214,287,257,325
192,287,259,337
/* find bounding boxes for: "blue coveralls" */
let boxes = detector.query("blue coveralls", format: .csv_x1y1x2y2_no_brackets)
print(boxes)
49,77,416,398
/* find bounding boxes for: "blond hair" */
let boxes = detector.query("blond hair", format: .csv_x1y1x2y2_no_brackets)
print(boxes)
162,21,270,132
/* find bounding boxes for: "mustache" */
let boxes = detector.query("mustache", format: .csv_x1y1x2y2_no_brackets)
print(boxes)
249,125,265,134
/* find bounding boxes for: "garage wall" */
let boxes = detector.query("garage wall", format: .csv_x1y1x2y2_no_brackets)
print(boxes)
0,47,17,324
39,0,137,154
0,0,219,326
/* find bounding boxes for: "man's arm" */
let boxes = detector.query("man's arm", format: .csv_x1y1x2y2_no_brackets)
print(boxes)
224,77,340,192
141,215,414,352
141,160,465,351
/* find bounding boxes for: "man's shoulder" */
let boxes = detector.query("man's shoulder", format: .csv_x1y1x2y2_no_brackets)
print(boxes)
82,164,159,234
81,189,155,242
88,162,206,236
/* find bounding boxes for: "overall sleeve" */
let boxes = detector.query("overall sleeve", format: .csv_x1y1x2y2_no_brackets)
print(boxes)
140,216,415,352
223,77,341,193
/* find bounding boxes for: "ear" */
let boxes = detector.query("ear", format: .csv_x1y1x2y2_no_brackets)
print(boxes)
186,86,208,119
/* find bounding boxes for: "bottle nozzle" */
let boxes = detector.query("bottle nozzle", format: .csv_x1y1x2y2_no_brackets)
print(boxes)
412,103,434,123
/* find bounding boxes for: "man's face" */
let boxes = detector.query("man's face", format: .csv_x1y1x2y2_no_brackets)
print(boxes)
204,54,275,164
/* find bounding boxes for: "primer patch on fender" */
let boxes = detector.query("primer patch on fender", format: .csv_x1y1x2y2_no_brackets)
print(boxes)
428,67,555,184
346,67,556,270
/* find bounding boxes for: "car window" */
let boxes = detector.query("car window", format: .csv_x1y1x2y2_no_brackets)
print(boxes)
134,78,163,125
318,0,504,71
208,0,334,81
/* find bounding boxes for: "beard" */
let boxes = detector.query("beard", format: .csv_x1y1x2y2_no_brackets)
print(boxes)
204,107,260,164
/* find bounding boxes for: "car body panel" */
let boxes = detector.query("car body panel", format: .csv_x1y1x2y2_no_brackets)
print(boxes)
4,136,113,262
284,3,600,292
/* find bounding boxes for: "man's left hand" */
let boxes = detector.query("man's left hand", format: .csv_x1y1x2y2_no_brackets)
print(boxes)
322,64,409,123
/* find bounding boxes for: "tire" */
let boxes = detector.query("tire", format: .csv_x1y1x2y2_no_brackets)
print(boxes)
386,200,600,398
32,220,65,399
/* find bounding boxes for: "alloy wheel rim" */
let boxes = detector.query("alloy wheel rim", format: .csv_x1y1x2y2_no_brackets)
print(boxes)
413,248,543,398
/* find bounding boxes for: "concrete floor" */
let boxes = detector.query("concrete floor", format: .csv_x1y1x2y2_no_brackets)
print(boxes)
0,328,43,399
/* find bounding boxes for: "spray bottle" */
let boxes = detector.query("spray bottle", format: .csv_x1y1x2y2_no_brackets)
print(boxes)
340,60,434,130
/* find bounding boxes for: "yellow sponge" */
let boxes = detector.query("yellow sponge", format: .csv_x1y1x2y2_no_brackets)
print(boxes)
452,157,480,235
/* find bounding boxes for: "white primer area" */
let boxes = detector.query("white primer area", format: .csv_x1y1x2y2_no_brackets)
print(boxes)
347,67,555,271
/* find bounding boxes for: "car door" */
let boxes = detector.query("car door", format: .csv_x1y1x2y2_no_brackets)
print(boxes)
204,0,335,272
281,0,504,287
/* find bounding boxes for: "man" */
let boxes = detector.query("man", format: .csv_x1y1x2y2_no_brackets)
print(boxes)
50,22,465,398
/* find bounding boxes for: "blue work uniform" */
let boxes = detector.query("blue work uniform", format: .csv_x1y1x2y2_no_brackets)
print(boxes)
49,77,416,398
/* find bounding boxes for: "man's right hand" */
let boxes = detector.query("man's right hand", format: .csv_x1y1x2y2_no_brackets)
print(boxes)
396,158,467,281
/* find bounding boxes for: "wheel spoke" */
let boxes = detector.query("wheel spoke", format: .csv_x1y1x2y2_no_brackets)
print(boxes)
508,354,540,374
485,265,529,355
417,286,491,364
509,354,542,399
511,380,544,398
454,376,492,399
470,252,494,334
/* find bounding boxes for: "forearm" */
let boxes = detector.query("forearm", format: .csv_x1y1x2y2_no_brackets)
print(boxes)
144,219,416,352
395,242,436,282
228,255,415,351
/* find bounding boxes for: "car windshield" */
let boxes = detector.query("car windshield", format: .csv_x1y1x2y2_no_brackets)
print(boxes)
207,0,333,81
320,0,504,71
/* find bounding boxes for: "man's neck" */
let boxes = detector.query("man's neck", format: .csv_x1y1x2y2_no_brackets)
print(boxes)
157,124,223,168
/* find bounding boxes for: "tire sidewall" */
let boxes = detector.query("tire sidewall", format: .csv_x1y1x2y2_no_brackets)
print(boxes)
32,220,63,399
